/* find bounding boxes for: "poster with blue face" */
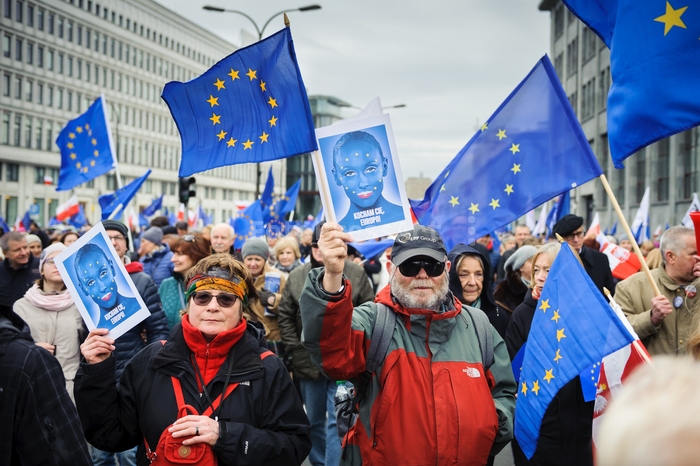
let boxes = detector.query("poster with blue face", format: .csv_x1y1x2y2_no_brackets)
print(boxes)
54,223,151,340
313,114,413,242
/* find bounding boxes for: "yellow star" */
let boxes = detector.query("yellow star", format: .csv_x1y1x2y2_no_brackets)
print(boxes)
91,138,97,145
496,129,506,140
449,196,460,207
539,299,551,313
440,184,446,192
70,153,77,159
259,131,269,143
76,162,81,168
213,78,225,90
228,68,240,81
468,203,479,214
246,68,257,80
85,123,90,130
69,132,76,139
243,139,254,150
269,116,278,127
504,184,514,195
76,126,83,133
489,198,500,209
90,160,95,167
94,150,99,156
521,381,528,396
654,2,688,36
83,167,88,173
509,143,520,155
226,137,237,147
216,130,227,141
598,383,607,391
511,163,521,174
260,80,266,92
444,170,450,178
206,95,219,107
551,310,561,323
67,142,74,149
531,380,540,396
553,349,563,363
556,328,566,342
210,113,221,125
480,123,488,132
268,97,278,108
544,369,555,383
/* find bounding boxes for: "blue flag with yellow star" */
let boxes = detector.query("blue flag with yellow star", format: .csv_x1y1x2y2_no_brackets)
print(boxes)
410,56,602,251
56,95,116,191
562,0,700,167
162,27,317,177
98,170,152,221
514,243,634,459
232,200,264,249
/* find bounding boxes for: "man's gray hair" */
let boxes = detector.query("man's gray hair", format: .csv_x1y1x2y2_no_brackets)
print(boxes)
0,231,26,253
660,226,694,266
212,223,235,239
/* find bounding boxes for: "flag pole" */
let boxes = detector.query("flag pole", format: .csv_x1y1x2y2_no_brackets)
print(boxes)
311,151,337,223
599,174,661,296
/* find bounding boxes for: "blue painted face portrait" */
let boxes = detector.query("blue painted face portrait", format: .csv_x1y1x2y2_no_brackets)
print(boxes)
74,244,118,310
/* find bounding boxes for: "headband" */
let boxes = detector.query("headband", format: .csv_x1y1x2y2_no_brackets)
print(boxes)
185,268,249,305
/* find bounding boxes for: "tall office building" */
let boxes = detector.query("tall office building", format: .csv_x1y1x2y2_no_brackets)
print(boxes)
0,0,285,227
539,0,699,231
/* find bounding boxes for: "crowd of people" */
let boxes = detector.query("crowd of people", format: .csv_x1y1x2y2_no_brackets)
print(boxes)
0,211,699,466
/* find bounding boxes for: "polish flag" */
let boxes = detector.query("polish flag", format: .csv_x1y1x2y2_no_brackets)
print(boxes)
43,175,53,185
188,209,198,229
588,212,600,236
13,216,25,232
592,292,652,453
55,195,80,221
596,233,641,280
177,203,186,222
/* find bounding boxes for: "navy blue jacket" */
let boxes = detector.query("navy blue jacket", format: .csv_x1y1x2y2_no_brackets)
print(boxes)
0,255,41,308
139,244,174,287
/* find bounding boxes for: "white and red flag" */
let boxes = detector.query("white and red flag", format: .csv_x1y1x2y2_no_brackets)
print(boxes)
55,195,80,221
588,212,600,236
596,233,641,280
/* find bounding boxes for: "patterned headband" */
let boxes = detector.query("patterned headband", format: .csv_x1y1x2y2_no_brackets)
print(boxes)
185,267,248,305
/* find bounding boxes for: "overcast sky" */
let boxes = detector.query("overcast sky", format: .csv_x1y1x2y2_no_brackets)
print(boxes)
156,0,551,181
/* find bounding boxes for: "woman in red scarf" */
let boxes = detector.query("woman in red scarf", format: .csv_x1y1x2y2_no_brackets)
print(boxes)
75,254,311,465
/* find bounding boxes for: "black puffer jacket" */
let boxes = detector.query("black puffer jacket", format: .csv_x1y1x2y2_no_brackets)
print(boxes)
74,322,311,466
448,243,510,339
0,306,92,466
112,262,170,382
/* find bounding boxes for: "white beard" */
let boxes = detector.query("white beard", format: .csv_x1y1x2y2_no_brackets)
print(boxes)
390,272,449,311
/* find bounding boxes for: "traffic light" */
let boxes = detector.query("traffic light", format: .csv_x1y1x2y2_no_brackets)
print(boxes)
178,177,196,206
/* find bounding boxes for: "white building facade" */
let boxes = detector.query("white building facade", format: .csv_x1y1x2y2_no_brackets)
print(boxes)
0,0,285,227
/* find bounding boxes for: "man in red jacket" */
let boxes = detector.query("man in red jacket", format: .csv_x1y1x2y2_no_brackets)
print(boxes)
301,223,516,466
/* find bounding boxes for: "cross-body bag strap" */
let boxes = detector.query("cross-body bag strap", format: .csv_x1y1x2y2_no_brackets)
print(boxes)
459,306,495,370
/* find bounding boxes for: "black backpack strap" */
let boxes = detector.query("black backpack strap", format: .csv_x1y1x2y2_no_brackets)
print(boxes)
460,306,494,370
354,303,396,404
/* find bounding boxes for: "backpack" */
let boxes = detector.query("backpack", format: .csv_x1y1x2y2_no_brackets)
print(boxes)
334,303,494,442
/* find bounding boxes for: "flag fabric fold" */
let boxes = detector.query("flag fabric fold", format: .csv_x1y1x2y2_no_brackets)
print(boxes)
410,56,603,251
349,239,394,261
596,233,641,280
0,216,11,233
630,186,650,244
55,195,80,222
198,205,213,227
141,195,164,217
162,28,317,177
514,243,635,459
56,95,116,191
98,170,151,220
232,200,264,249
562,0,700,167
681,193,700,228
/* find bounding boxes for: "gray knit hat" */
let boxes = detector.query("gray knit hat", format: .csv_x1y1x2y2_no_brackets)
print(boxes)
242,237,269,260
505,245,537,273
25,234,41,246
142,226,163,246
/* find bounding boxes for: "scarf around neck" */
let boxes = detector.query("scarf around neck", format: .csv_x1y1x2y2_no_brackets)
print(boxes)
23,284,74,312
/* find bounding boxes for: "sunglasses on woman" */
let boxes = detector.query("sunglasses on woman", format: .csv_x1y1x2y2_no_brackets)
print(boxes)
183,234,196,242
398,260,445,278
190,291,238,308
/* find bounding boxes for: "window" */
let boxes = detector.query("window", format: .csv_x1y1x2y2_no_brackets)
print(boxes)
77,59,81,79
102,35,107,54
34,166,45,184
2,34,9,58
568,91,578,116
24,116,31,148
85,62,90,82
26,3,32,26
107,174,116,190
145,179,152,194
47,85,53,106
35,118,41,149
67,21,73,41
678,129,699,200
57,88,62,109
6,163,19,181
1,112,9,144
77,25,82,45
15,0,22,22
15,37,22,61
110,38,114,57
656,139,670,202
48,12,54,34
67,56,72,76
94,31,99,51
45,123,52,150
635,148,646,203
118,41,121,60
4,0,10,18
26,42,32,64
5,197,18,222
13,114,21,146
87,179,94,188
86,29,91,48
14,76,21,99
58,52,63,73
581,78,596,121
554,52,564,78
58,17,63,38
37,45,43,67
67,91,72,111
598,66,610,110
25,79,31,101
37,8,43,30
47,49,53,70
36,82,42,103
95,4,99,16
566,37,578,75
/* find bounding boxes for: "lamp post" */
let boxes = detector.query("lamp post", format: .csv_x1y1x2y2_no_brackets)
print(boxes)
203,4,322,200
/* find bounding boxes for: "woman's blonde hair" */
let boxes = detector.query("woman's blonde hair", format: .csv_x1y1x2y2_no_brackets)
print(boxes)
273,236,301,260
529,242,561,289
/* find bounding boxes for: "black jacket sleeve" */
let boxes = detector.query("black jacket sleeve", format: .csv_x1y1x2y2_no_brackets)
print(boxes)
139,275,170,343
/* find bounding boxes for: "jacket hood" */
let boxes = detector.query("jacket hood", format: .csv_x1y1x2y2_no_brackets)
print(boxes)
0,306,33,351
125,261,144,274
447,243,497,313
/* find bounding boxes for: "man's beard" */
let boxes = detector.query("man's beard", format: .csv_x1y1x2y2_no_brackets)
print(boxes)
390,272,450,311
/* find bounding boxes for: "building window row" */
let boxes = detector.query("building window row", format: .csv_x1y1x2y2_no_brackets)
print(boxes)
1,110,59,151
580,77,595,121
566,36,578,76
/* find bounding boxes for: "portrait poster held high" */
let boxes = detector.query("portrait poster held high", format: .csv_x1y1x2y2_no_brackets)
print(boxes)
312,114,413,241
54,223,151,340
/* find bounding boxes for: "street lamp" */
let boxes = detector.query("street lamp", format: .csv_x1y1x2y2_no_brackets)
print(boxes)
202,4,322,200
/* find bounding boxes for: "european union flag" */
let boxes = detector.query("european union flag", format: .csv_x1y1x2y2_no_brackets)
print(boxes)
545,191,570,236
563,1,700,167
410,56,603,251
261,167,275,210
514,244,634,459
142,195,164,217
263,179,300,224
0,216,11,233
56,95,116,191
349,238,394,261
98,170,152,220
198,205,213,227
162,28,317,177
232,200,264,249
69,205,87,229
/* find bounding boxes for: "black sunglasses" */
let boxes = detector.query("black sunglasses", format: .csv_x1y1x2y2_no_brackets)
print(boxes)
190,291,238,308
398,260,445,278
183,234,196,242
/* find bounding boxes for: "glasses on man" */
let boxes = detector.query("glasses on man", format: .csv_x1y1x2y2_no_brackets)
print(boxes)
108,234,126,243
183,234,196,242
190,291,238,308
398,259,445,278
564,230,585,241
